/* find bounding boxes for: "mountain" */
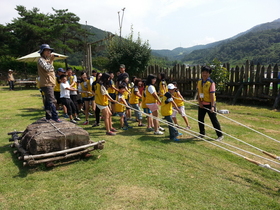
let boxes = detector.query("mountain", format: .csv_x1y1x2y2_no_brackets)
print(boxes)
152,18,280,62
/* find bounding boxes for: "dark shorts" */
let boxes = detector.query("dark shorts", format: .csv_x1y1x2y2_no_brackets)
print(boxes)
125,99,131,110
116,112,126,117
82,97,94,102
109,93,116,104
54,91,61,105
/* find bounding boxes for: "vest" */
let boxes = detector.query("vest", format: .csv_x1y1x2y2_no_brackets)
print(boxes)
68,76,77,89
173,91,184,107
197,79,216,103
145,85,157,104
80,80,93,98
159,80,167,97
161,94,172,116
141,89,148,109
95,83,108,106
129,87,140,105
37,57,55,87
108,80,116,94
115,94,125,112
54,77,60,92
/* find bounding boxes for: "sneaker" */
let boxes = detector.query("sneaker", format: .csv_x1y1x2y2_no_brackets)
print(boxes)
74,117,81,121
172,138,180,141
138,124,146,127
146,127,154,132
177,133,183,137
186,126,191,130
127,126,133,129
159,127,165,131
92,122,100,127
106,131,116,136
154,131,164,135
110,128,117,132
196,134,204,139
88,112,93,116
83,121,89,125
63,114,69,118
216,136,224,141
53,119,62,123
70,119,77,124
121,127,128,130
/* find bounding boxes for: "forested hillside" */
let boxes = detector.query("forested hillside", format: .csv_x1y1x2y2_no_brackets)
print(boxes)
182,28,280,65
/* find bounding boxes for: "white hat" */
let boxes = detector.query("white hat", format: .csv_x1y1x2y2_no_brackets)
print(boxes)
167,83,176,90
8,69,13,72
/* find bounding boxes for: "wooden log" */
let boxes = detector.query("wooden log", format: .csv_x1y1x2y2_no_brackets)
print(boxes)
25,147,95,166
23,140,105,160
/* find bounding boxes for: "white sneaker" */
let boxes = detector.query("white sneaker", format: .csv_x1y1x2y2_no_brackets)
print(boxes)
70,119,77,124
159,127,165,131
154,131,164,135
216,136,224,141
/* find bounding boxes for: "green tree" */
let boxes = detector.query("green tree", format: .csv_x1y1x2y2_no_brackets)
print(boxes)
208,58,229,92
105,26,151,76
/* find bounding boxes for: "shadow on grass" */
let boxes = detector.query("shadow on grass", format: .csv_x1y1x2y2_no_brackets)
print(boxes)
17,108,45,120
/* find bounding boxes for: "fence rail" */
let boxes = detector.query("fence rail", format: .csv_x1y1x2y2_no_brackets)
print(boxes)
141,61,280,105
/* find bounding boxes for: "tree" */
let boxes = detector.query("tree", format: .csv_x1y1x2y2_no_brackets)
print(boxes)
105,26,151,76
208,58,229,92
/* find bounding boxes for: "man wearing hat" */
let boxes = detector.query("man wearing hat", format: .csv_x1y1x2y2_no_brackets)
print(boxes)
37,44,61,122
7,69,15,91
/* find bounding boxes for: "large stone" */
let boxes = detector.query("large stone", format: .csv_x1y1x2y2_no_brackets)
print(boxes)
20,118,91,155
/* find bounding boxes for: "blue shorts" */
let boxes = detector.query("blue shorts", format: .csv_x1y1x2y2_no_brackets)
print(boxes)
143,108,152,114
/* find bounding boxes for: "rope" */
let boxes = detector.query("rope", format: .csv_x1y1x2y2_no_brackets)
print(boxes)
113,100,280,173
183,98,280,144
45,118,67,149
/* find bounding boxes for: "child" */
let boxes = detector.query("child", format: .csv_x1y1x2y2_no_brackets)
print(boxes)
142,82,154,132
91,73,102,127
158,72,167,98
161,83,182,141
108,72,119,116
129,78,145,126
59,75,81,123
115,85,132,130
79,72,94,125
145,74,165,135
95,73,117,136
171,81,191,129
119,75,132,120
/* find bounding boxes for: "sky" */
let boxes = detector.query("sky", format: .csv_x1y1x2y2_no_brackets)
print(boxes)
1,0,280,50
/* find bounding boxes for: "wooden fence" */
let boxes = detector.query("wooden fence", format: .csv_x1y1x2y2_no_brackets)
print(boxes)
141,60,280,105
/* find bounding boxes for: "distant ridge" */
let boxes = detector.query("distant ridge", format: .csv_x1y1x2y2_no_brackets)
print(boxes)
151,18,280,61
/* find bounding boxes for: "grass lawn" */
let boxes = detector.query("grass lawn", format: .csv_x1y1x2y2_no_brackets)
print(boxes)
0,86,280,210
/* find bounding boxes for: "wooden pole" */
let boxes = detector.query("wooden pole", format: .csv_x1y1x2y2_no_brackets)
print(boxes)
23,140,105,161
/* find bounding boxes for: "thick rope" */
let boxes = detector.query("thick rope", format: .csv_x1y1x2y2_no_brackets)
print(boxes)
183,98,280,144
113,101,280,173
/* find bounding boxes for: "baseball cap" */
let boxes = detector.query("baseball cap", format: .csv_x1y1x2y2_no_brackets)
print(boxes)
58,68,66,73
167,83,176,90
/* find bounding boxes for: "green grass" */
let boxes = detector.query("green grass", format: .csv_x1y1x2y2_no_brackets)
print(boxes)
1,86,280,210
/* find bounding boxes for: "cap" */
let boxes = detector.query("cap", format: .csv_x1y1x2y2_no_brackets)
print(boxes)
58,68,66,73
120,64,125,68
8,69,13,72
38,44,54,54
167,83,176,90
